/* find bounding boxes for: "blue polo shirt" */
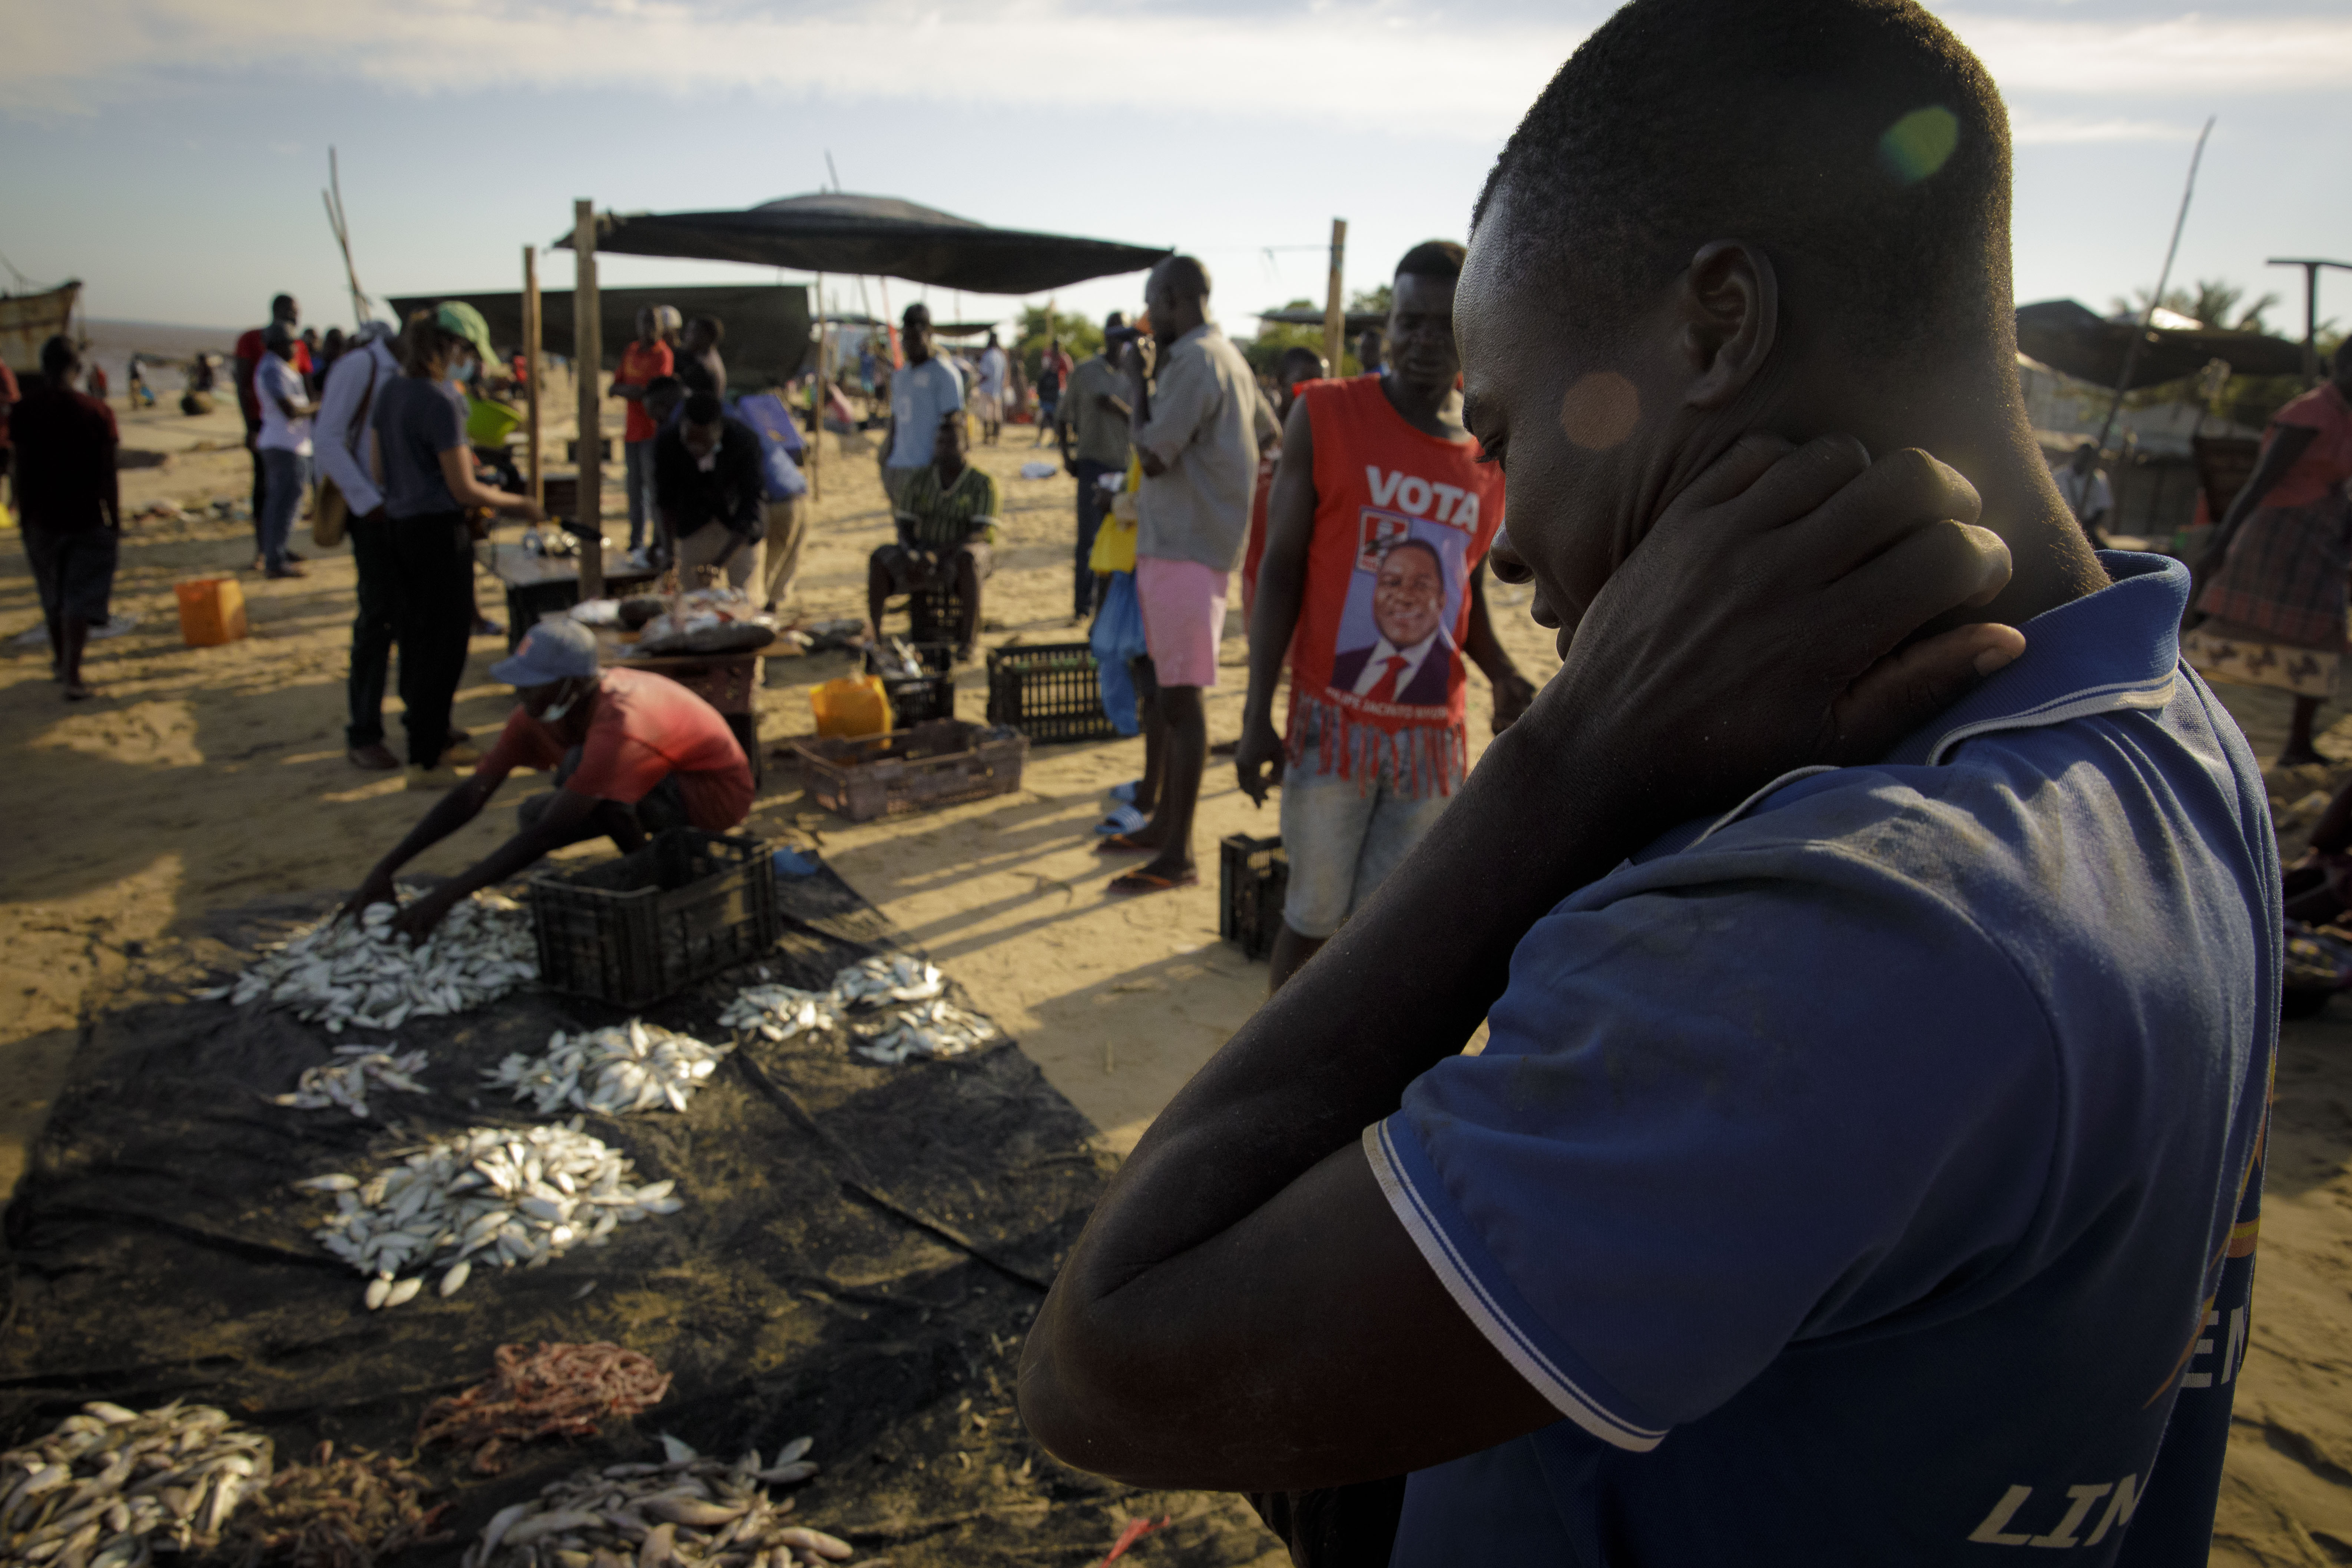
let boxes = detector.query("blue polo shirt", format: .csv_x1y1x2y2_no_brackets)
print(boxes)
1372,553,2277,1564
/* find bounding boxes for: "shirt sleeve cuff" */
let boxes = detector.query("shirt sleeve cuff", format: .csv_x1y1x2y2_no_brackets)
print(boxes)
1363,1115,1670,1452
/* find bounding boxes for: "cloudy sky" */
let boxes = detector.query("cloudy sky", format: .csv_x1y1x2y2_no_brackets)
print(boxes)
4,0,2346,347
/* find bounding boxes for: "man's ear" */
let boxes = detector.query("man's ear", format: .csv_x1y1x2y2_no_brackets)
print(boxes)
1676,242,1778,411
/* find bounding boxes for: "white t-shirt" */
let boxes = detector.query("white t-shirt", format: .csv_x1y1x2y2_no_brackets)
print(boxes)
254,353,314,455
979,347,1008,398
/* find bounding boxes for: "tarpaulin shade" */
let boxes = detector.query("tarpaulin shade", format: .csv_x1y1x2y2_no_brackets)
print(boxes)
559,193,1170,296
389,284,814,384
2015,299,2307,391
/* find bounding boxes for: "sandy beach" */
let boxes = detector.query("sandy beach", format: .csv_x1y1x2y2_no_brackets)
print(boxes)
4,381,2349,1562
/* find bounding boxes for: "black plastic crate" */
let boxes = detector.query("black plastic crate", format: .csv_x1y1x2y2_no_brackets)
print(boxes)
864,640,957,727
530,828,779,1008
985,642,1120,743
1219,833,1289,961
905,587,959,644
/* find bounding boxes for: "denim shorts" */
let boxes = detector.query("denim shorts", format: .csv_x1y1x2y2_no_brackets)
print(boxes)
1278,749,1452,939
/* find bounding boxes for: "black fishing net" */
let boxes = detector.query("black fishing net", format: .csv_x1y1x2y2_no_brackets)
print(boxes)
0,868,1282,1567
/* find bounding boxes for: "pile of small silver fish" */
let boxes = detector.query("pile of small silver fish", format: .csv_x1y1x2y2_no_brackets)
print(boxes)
715,985,835,1044
201,890,537,1031
852,996,996,1065
297,1122,683,1310
829,954,944,1009
267,1045,432,1119
464,1435,851,1568
0,1400,272,1566
483,1022,733,1117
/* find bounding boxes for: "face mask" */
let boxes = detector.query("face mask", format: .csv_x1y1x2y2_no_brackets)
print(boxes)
540,680,580,724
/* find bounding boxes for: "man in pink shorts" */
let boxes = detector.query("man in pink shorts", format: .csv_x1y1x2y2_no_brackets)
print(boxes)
1096,255,1279,894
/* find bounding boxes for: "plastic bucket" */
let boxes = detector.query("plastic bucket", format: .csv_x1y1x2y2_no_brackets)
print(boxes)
810,674,891,738
175,577,248,647
466,397,523,446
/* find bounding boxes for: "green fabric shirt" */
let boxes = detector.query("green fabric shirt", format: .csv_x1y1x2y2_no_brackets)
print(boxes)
899,463,1000,550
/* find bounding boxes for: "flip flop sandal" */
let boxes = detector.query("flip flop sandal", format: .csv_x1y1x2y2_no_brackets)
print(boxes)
1095,833,1156,854
1107,868,1200,896
1094,804,1149,836
1109,779,1143,804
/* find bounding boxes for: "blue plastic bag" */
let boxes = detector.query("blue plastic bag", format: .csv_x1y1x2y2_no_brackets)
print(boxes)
1090,573,1147,737
733,392,809,500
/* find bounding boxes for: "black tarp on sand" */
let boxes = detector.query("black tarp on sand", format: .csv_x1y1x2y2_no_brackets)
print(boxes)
0,869,1280,1567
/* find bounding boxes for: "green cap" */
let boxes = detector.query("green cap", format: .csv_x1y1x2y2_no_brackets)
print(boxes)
435,300,496,364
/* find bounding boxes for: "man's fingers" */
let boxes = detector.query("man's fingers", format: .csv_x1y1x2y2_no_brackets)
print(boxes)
1693,434,1869,538
1832,520,2014,656
1778,447,1984,584
1666,432,1800,517
1829,622,2025,763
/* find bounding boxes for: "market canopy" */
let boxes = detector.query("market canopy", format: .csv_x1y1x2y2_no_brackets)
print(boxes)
2014,299,2307,391
557,193,1171,296
388,283,813,384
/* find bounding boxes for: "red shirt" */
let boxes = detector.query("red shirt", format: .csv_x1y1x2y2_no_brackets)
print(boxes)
1284,374,1505,795
2262,381,2352,511
6,385,119,532
617,339,674,444
0,362,18,451
479,666,752,830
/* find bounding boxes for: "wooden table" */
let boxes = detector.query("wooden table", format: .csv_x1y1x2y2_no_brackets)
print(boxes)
484,543,660,651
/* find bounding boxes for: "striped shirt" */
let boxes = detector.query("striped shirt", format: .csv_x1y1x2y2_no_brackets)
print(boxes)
899,463,1000,550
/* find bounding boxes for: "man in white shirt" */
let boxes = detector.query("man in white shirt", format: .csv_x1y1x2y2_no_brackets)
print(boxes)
2055,441,2112,544
880,302,965,511
252,324,314,580
314,321,405,770
976,332,1010,445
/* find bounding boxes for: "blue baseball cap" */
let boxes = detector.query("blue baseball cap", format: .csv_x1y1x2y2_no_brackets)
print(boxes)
488,617,599,687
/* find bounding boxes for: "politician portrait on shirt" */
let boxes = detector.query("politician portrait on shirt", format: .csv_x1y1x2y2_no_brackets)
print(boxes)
1331,537,1457,709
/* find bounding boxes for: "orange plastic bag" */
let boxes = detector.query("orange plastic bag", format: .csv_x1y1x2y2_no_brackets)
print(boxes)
175,577,249,647
809,674,890,737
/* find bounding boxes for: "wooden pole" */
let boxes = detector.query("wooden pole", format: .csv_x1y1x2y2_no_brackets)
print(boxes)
573,199,604,599
2268,258,2352,385
1323,217,1348,374
523,245,543,510
809,273,825,502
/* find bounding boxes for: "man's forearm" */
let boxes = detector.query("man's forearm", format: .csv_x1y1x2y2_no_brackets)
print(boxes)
1065,695,1657,1300
1464,568,1523,687
366,782,493,888
1242,553,1308,731
436,820,573,905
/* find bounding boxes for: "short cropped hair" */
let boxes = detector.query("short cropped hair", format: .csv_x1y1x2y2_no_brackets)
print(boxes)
904,302,933,326
1159,256,1212,304
1475,0,2011,357
40,334,78,382
689,315,725,345
1276,346,1328,381
1395,241,1466,284
682,392,724,427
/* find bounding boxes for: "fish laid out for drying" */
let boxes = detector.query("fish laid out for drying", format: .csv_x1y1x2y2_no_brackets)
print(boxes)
851,996,996,1065
828,954,944,1010
297,1123,682,1309
462,1435,841,1568
484,1021,733,1117
0,1400,272,1567
200,889,536,1032
420,1343,674,1476
268,1045,431,1119
219,1441,451,1568
715,985,836,1044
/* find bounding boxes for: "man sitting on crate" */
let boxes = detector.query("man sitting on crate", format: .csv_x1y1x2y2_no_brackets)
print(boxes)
343,617,753,938
865,408,1001,662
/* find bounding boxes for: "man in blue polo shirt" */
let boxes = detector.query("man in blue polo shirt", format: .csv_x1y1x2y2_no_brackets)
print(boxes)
1016,3,2275,1563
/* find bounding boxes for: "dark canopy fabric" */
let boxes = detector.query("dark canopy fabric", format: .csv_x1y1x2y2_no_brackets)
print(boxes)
2015,299,2307,391
388,284,814,384
560,193,1170,296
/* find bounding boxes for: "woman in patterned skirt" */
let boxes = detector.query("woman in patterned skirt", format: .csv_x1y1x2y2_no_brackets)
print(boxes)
2186,341,2352,766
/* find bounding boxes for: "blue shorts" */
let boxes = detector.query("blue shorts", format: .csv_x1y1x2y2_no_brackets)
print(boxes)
1277,750,1452,939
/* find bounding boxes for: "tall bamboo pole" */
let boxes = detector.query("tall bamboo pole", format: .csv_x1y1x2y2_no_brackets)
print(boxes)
522,245,543,510
1324,218,1348,373
810,272,825,502
573,199,604,598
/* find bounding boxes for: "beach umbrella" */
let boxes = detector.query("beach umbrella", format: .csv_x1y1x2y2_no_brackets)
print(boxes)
558,193,1171,296
2014,299,2307,392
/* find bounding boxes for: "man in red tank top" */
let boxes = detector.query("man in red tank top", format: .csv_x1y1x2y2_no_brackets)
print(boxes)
1236,241,1538,990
